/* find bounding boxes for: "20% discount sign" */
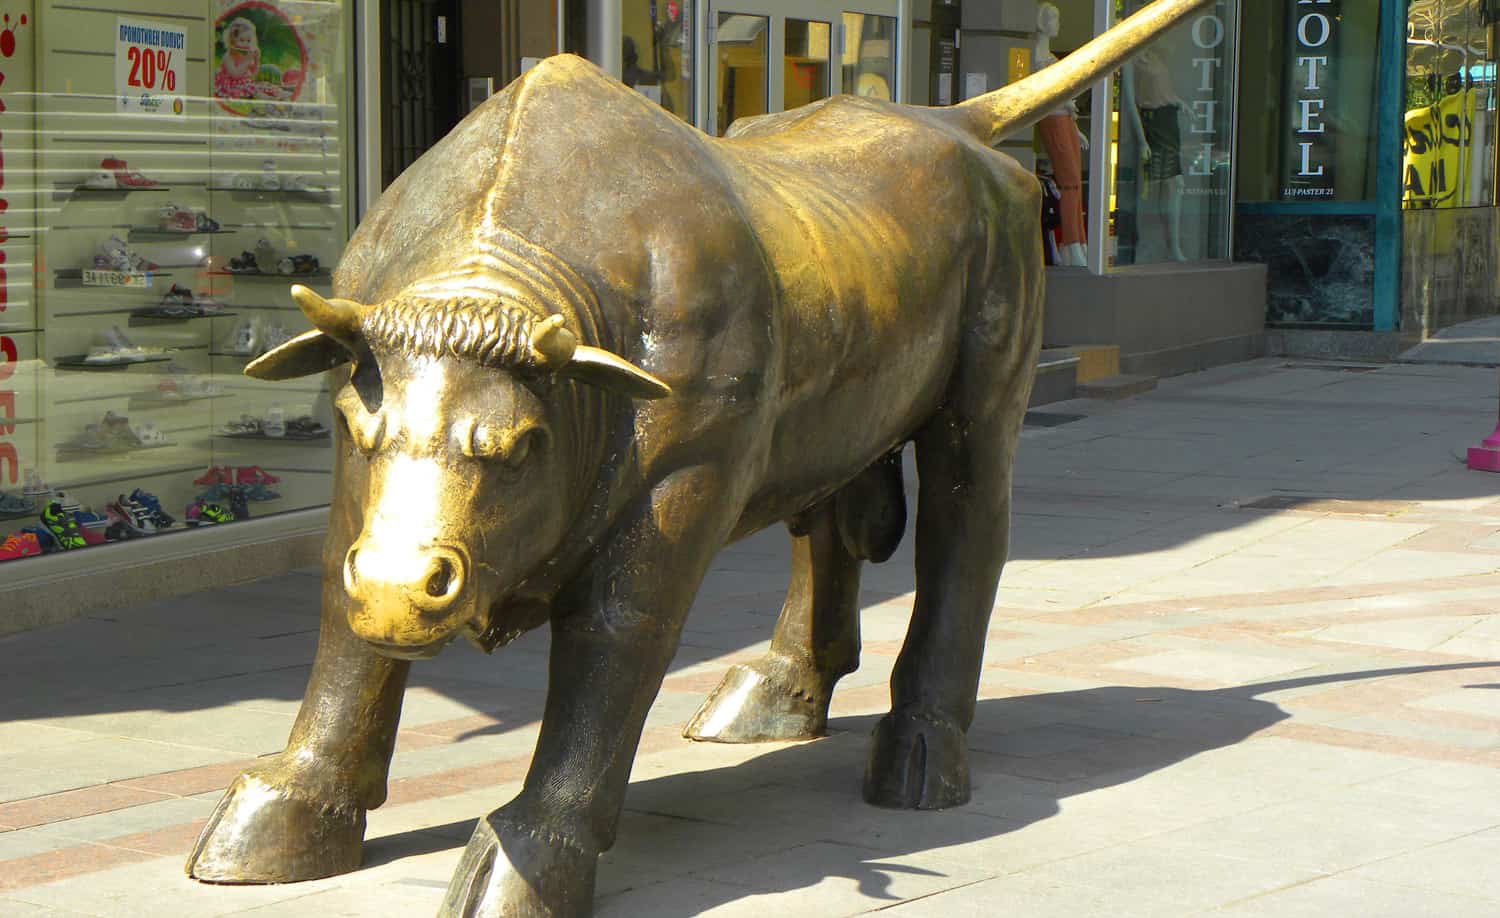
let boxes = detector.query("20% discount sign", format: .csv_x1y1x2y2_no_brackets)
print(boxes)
116,18,187,117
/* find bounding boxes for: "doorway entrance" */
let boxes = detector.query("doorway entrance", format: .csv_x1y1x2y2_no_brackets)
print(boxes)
379,1,562,187
707,1,902,136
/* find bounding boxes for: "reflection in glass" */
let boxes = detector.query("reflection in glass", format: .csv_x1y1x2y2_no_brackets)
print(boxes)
621,0,694,123
1404,0,1496,209
1109,0,1236,266
785,20,831,110
715,13,768,135
841,13,897,101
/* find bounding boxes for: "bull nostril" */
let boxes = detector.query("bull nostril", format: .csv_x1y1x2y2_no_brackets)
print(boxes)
343,546,361,597
425,556,455,599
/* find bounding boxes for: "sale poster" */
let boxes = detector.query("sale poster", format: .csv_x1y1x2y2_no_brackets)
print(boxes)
114,17,186,116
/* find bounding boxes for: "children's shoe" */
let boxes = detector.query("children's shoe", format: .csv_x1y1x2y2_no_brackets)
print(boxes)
73,509,109,529
226,487,251,521
186,498,234,526
129,488,175,529
20,524,61,553
195,466,232,486
83,169,117,190
235,466,281,486
276,254,320,276
227,250,260,274
107,495,158,535
102,156,159,188
0,531,42,560
159,203,197,232
41,502,88,549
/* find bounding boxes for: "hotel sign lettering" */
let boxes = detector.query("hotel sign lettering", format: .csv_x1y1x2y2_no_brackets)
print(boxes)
1280,0,1339,199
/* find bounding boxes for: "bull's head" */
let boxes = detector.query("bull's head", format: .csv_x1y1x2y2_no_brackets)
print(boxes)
246,284,669,658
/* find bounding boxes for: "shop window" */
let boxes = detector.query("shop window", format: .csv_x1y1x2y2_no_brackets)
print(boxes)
714,12,768,135
1108,0,1237,266
622,0,694,121
785,19,832,109
0,2,355,565
1236,1,1381,203
841,12,896,101
1404,0,1498,209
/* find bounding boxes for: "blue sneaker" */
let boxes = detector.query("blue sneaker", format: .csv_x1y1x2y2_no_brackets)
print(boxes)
128,488,176,529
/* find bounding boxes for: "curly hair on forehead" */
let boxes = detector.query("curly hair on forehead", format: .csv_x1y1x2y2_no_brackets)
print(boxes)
359,296,550,369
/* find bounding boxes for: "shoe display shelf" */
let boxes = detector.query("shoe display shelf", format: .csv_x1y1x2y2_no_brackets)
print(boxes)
206,186,336,205
7,92,346,563
128,226,235,241
207,268,333,280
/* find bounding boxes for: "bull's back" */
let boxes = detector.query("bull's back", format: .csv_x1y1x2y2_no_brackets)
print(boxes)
720,98,1021,521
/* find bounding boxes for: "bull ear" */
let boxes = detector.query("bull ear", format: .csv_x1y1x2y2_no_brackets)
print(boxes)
245,330,353,380
529,315,671,400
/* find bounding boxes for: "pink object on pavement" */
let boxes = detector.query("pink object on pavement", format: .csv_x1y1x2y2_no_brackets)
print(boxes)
1466,421,1500,472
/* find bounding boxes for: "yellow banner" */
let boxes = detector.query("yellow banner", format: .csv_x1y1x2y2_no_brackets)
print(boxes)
1404,89,1481,208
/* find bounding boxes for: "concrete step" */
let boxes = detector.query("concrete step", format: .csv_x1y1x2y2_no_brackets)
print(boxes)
1058,344,1121,382
1030,349,1079,407
1076,373,1157,400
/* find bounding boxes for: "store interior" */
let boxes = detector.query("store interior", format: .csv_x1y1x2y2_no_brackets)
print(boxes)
0,1,353,562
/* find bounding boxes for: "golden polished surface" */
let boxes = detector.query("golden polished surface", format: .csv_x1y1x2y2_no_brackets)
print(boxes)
186,3,1215,914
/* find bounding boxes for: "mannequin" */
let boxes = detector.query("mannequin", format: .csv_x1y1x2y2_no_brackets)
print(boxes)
1034,2,1089,267
1121,48,1188,261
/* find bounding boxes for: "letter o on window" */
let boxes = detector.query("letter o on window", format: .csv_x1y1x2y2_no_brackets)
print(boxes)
1297,13,1331,48
1192,15,1224,50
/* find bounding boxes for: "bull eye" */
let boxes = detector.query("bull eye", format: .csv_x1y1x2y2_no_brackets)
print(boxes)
466,422,545,469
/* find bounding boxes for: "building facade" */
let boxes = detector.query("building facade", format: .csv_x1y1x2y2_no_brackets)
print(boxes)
1,0,1495,626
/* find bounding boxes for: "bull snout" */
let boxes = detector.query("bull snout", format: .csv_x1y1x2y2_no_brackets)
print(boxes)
345,541,468,611
342,539,475,650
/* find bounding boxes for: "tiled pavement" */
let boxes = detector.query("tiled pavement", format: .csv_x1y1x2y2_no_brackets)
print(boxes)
2,357,1500,916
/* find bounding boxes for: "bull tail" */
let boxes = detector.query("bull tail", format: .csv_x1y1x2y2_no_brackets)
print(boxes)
935,0,1214,145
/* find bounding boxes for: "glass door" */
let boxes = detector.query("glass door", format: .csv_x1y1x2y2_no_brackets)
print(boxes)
706,0,902,136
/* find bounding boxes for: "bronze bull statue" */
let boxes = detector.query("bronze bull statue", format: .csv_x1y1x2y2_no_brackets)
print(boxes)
186,2,1212,913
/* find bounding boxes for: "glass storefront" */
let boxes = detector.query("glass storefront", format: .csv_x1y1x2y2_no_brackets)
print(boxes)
714,12,769,134
1108,0,1237,266
1,1,354,564
622,0,694,122
1404,0,1496,210
1233,0,1383,328
1027,0,1239,271
1400,0,1500,338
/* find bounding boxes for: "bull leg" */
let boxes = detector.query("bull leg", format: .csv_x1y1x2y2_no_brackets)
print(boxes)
440,466,736,918
685,451,905,742
188,487,409,882
864,249,1041,810
683,501,862,742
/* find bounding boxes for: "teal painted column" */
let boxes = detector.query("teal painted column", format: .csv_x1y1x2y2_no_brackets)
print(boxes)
1372,0,1407,332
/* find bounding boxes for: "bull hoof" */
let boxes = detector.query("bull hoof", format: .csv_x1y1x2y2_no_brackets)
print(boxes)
683,658,833,743
186,759,365,883
439,811,596,918
863,709,970,810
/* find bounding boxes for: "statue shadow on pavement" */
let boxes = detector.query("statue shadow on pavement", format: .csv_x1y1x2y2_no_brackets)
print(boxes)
359,661,1498,915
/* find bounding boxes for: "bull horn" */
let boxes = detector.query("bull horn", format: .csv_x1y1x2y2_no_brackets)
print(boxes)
290,284,365,342
529,314,671,400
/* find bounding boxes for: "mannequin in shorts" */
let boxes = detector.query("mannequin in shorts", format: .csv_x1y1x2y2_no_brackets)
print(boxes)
1122,48,1188,262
